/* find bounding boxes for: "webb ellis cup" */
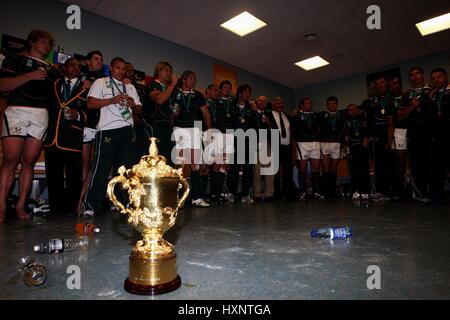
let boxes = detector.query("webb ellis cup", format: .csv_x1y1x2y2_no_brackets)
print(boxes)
107,137,190,295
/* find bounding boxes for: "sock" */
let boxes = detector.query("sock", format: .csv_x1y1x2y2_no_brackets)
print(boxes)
210,172,218,198
321,172,330,197
312,172,321,194
200,174,209,198
216,172,225,197
299,171,307,193
330,172,337,197
190,171,201,200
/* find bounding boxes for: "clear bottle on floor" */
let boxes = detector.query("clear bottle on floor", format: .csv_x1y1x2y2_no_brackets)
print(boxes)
33,238,89,254
75,222,100,234
19,256,47,286
311,227,352,240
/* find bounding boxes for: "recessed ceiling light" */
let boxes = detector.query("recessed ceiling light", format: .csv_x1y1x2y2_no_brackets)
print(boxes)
220,11,267,37
295,56,330,71
303,33,317,41
416,12,450,36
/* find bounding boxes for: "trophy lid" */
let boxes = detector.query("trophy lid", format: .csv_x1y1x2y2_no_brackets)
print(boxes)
129,137,182,179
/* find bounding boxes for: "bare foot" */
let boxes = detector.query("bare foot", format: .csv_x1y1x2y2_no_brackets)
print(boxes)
15,208,30,220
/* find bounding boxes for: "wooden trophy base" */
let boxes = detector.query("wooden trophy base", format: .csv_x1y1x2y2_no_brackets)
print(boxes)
124,275,181,296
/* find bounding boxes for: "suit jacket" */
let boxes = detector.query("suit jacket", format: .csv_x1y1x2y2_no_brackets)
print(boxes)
268,110,291,145
44,78,88,152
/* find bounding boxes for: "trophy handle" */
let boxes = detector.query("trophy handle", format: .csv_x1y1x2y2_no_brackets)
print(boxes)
177,177,190,209
107,167,130,214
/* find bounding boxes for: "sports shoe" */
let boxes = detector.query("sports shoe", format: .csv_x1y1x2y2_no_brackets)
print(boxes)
223,193,234,203
361,194,370,200
32,204,51,216
313,193,325,200
192,198,210,208
352,192,360,200
415,197,431,204
241,196,255,204
80,210,95,217
299,193,307,201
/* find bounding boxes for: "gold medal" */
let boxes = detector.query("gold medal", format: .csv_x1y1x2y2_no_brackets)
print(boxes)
381,109,385,115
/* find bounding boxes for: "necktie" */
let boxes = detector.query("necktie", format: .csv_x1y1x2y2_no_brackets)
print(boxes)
279,112,287,139
64,79,72,101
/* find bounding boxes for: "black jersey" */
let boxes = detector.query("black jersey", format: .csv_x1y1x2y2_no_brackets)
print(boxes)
172,89,206,128
148,80,173,124
387,94,408,129
431,84,450,133
83,68,106,129
207,96,236,132
134,83,152,125
318,111,346,143
362,94,394,138
344,116,369,148
231,102,257,131
292,111,320,142
404,85,433,134
0,54,58,108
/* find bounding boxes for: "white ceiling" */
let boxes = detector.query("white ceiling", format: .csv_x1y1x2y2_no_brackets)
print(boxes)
61,0,450,89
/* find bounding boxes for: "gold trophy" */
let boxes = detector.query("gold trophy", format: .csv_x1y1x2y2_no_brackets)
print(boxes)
107,137,189,295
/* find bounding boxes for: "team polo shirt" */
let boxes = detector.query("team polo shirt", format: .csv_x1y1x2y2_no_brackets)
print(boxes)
318,110,346,143
403,85,433,133
386,95,408,129
0,54,58,108
432,84,450,128
362,94,394,138
344,116,369,148
149,80,173,124
231,102,257,131
207,96,236,132
292,111,320,142
88,76,141,131
172,89,206,128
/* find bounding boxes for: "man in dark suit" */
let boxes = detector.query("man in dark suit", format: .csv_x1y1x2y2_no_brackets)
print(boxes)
268,96,295,200
44,57,88,215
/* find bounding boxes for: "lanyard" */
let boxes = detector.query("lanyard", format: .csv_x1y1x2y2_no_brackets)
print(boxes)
328,112,337,131
436,91,444,112
110,76,127,97
181,91,192,112
207,99,216,122
239,105,246,119
62,78,80,102
351,119,361,136
379,93,390,109
223,97,231,114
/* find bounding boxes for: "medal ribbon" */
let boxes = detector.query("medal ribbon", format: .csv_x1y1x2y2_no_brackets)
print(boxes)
181,91,192,113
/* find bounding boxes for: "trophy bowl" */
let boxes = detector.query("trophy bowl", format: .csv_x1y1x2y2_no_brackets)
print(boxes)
107,137,189,295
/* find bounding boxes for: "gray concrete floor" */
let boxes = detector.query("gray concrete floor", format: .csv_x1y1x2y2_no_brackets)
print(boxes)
0,200,449,300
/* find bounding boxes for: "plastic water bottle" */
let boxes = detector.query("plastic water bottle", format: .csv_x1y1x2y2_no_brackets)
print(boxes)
75,222,100,234
19,257,47,286
311,227,352,240
33,238,89,254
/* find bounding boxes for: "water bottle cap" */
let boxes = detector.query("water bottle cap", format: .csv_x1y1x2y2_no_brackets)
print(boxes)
93,227,100,233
